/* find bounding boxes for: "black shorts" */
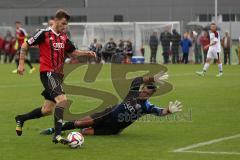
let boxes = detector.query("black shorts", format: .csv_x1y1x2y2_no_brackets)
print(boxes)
40,72,65,103
90,107,122,135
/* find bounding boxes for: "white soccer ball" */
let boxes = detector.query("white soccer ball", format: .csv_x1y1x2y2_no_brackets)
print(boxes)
67,132,84,149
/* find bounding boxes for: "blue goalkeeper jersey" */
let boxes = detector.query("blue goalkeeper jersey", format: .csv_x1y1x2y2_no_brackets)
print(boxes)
111,77,164,129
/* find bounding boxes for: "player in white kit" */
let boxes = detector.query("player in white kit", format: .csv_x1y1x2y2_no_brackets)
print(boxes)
196,23,223,77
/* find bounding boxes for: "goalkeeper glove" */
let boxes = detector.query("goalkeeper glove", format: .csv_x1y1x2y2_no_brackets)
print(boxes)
168,100,183,113
153,71,169,85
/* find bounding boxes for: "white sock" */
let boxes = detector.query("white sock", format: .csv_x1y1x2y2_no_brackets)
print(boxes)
218,63,223,73
203,63,210,72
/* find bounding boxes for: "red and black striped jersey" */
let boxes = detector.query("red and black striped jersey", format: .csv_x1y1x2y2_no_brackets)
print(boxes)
16,27,28,48
27,27,76,74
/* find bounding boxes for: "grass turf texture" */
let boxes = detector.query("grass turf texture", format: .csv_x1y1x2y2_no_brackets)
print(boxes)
0,64,240,160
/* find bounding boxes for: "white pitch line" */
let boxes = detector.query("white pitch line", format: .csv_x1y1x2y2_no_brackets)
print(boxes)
179,150,240,155
0,83,40,88
173,133,240,152
1,72,239,89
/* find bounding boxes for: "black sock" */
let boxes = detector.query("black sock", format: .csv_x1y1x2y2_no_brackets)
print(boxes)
54,106,64,137
17,107,43,122
25,59,33,69
62,121,76,131
15,59,19,68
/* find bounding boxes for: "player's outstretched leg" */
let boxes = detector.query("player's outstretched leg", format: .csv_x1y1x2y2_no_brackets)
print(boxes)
15,100,55,136
196,63,209,76
196,58,211,76
15,107,43,136
15,116,24,136
40,127,55,135
40,121,76,135
216,60,223,77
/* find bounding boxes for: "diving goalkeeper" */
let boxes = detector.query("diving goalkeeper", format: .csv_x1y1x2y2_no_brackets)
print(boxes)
41,72,183,135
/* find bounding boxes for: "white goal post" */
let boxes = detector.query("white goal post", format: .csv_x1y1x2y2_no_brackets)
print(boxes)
43,21,180,56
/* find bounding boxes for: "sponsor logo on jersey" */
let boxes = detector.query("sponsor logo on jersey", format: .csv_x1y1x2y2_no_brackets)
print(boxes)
124,101,135,113
53,42,64,50
124,101,142,113
60,36,65,41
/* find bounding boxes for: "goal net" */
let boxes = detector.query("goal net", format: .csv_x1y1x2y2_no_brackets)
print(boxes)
45,21,180,62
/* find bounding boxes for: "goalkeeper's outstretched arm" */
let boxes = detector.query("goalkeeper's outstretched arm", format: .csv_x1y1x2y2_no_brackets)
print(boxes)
142,71,169,84
130,71,169,90
149,100,183,116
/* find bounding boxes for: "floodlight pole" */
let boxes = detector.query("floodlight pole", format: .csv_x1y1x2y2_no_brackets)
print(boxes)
84,0,88,8
215,0,218,23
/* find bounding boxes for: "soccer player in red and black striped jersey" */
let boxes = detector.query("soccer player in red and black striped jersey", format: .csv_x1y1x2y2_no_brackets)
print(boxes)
15,9,96,145
12,21,36,74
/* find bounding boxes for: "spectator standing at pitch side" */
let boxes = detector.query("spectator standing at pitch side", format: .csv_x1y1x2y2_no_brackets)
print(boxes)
89,38,102,63
102,38,117,63
112,40,125,64
149,32,159,63
118,40,124,51
0,36,4,63
238,36,240,65
194,32,203,64
124,40,133,64
200,30,210,63
188,31,195,64
140,46,145,57
221,31,231,65
160,27,172,64
180,32,192,64
3,30,14,63
171,29,181,64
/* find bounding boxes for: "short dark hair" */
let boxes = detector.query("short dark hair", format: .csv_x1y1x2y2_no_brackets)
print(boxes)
55,9,70,21
143,82,157,91
211,22,216,26
15,21,22,24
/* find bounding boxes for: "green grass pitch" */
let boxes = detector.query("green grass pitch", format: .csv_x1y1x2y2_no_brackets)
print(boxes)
0,64,240,160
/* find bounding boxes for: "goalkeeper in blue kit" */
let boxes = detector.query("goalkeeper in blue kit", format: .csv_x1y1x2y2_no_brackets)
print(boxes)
41,72,183,135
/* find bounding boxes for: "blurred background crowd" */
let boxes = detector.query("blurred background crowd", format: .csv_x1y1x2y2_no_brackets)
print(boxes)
1,0,240,65
0,21,240,65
